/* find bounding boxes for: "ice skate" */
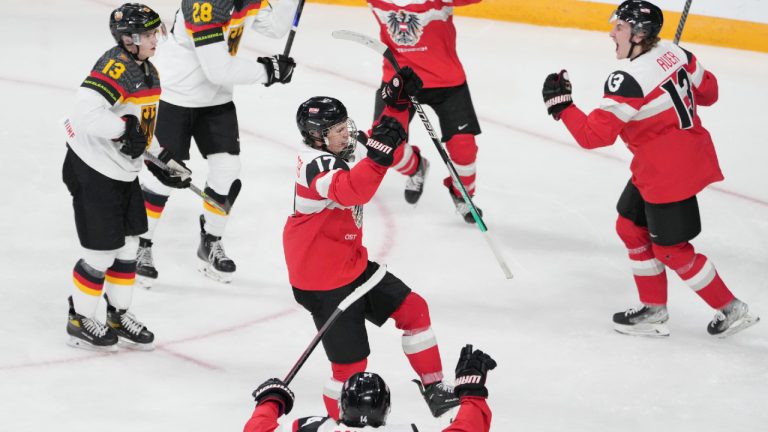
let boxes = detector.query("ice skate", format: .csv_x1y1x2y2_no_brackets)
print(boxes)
707,298,760,338
197,215,236,283
136,237,158,289
443,178,482,224
404,155,429,204
66,296,118,352
105,295,155,350
413,379,461,418
613,304,670,337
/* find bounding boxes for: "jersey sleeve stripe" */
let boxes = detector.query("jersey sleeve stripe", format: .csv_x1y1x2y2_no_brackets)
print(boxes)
231,2,263,21
312,169,341,198
294,195,328,215
296,183,323,200
184,20,224,33
81,72,127,105
629,94,674,121
598,99,638,122
688,60,705,87
189,26,226,47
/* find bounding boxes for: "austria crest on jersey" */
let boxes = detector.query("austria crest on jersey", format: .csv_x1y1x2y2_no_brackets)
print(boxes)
387,10,423,45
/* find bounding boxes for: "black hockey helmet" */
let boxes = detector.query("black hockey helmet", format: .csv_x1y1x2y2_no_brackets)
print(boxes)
296,96,357,161
611,0,664,39
339,372,391,428
109,3,164,46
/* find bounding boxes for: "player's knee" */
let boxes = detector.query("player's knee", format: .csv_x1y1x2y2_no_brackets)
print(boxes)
615,215,649,248
331,358,368,382
207,153,241,195
445,134,477,164
652,242,695,270
81,248,119,273
115,236,139,261
392,292,431,331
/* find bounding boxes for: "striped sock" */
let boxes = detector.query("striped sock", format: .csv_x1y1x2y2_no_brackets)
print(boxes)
71,259,105,318
104,259,137,310
143,187,169,240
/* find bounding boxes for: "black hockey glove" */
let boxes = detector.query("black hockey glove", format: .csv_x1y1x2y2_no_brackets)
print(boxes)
453,344,497,399
542,69,573,120
357,116,407,167
252,378,295,416
380,66,423,111
145,149,192,189
257,54,296,87
117,115,148,159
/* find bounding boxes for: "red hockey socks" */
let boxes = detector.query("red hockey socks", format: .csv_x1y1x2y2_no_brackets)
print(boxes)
324,358,367,420
615,216,667,305
653,243,735,309
445,134,478,196
391,292,444,385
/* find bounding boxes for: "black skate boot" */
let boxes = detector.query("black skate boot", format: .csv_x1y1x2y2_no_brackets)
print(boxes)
66,296,117,352
198,215,236,283
443,177,482,224
404,154,430,204
136,237,158,288
613,304,670,337
707,298,760,338
413,379,461,418
105,295,155,350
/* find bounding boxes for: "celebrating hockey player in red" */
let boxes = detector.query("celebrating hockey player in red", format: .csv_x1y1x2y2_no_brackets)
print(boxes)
136,0,298,286
283,69,460,419
243,345,496,432
367,0,483,222
62,4,192,351
542,0,759,337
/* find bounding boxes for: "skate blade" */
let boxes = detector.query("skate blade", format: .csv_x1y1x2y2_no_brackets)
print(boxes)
136,275,155,289
714,314,760,339
198,265,234,284
67,337,118,353
614,322,670,337
118,337,155,351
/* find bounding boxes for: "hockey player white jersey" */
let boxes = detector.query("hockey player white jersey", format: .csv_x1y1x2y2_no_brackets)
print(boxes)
63,46,161,181
155,0,297,107
293,416,417,431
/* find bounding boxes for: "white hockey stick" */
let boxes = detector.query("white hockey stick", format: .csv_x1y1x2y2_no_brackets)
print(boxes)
331,29,513,280
143,151,230,214
674,0,693,44
283,264,388,385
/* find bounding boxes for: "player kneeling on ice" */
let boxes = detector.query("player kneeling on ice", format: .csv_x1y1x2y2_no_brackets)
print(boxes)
244,345,496,432
541,0,759,338
62,3,191,352
283,70,460,418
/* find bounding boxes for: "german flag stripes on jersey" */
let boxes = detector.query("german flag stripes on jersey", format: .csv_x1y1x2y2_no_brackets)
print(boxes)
368,0,481,88
181,0,265,49
559,42,723,204
65,46,161,182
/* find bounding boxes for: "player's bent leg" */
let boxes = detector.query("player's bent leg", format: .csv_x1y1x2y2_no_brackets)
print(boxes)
324,358,368,420
105,236,154,350
653,242,759,337
443,134,480,223
68,249,119,352
137,169,173,287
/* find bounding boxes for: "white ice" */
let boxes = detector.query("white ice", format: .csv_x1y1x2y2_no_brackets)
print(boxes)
1,1,767,431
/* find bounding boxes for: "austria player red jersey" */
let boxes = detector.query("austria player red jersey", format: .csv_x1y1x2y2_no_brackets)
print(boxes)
367,0,480,88
282,108,409,291
560,42,724,203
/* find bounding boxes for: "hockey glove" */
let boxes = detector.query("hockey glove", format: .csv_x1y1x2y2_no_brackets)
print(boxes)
145,149,192,189
252,378,295,416
453,344,497,399
357,116,407,167
117,115,148,159
542,69,573,120
380,66,423,111
257,54,296,87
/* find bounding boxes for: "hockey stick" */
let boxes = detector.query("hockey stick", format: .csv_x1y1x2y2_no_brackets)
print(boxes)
331,30,513,280
673,0,693,44
282,0,307,56
143,151,230,215
283,264,388,385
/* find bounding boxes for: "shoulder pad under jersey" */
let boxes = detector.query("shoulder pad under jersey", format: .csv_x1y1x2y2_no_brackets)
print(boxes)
181,0,234,46
81,47,153,105
603,70,644,98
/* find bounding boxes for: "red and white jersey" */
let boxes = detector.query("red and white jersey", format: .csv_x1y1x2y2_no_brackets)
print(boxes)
283,147,387,291
560,42,723,203
367,0,480,88
243,397,492,432
63,46,161,181
155,0,296,107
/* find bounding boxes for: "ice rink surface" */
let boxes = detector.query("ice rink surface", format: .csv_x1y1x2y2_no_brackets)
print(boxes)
1,1,767,430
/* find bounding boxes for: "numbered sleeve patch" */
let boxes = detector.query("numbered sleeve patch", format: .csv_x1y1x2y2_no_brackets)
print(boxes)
81,58,129,105
603,71,644,98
